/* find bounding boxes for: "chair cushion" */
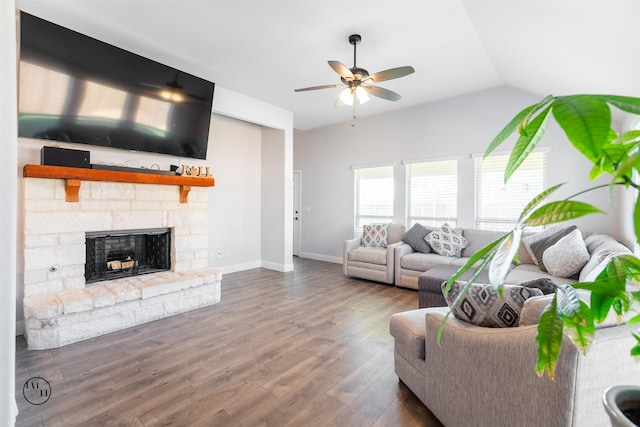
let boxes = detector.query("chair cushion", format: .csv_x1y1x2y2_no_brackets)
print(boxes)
348,247,387,265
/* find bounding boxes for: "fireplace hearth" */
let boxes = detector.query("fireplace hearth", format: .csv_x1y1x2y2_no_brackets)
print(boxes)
85,228,171,284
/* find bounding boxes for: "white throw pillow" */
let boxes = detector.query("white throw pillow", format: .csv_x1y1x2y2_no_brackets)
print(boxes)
522,225,563,266
425,223,469,257
542,229,590,278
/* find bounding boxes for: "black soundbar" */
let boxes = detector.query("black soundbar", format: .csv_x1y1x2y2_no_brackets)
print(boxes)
91,164,177,176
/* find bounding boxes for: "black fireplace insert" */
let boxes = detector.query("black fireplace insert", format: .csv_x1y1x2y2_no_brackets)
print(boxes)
85,228,171,284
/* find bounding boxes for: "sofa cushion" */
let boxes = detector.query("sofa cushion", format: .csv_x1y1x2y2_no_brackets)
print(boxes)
360,223,389,248
462,229,505,258
443,280,543,327
425,223,469,257
519,290,626,327
348,247,387,265
402,223,434,253
579,235,631,282
525,225,577,270
505,264,577,286
401,252,454,271
543,228,590,278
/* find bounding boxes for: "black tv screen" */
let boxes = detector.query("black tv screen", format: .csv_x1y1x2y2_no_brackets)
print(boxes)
18,12,215,160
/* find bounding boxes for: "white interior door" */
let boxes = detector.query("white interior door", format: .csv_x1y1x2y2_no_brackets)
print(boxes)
293,170,301,256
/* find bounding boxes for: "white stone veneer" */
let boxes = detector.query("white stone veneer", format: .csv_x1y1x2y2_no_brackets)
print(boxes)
22,178,221,349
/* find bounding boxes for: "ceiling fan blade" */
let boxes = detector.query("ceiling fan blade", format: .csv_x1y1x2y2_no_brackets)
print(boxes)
294,84,344,92
328,61,354,80
362,85,402,101
367,66,415,83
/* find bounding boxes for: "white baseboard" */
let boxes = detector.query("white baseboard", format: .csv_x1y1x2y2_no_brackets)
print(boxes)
299,252,343,264
261,261,294,272
214,261,262,275
16,320,24,336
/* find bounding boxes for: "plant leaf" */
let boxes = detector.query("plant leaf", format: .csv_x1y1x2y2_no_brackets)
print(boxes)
552,95,611,162
635,194,640,247
504,107,553,182
535,295,563,379
443,236,506,292
631,333,640,358
562,302,595,353
518,183,564,224
611,129,640,146
523,200,604,226
600,95,640,115
489,228,522,287
627,313,640,326
589,290,614,323
484,95,555,158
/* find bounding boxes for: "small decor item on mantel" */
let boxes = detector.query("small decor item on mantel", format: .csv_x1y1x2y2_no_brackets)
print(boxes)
179,164,212,177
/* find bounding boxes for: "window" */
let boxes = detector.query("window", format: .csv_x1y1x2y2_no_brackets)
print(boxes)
354,165,394,237
406,159,458,227
475,151,547,231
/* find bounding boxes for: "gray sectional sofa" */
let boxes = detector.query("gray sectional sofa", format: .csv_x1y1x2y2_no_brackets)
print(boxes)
394,225,629,291
387,225,638,426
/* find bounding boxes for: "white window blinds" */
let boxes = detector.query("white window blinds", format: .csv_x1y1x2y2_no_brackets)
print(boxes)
407,159,458,227
354,165,394,237
475,152,547,231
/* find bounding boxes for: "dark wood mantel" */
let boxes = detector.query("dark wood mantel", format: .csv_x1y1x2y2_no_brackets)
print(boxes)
23,164,215,203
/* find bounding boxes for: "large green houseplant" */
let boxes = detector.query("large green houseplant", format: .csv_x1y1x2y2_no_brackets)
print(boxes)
442,94,640,380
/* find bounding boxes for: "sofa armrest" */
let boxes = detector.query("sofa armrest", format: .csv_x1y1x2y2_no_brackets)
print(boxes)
395,242,414,258
423,309,640,427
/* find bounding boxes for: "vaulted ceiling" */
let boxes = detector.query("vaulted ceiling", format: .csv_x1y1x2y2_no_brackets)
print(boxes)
16,0,640,131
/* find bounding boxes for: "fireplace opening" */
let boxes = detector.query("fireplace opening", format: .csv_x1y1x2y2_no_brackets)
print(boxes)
85,228,171,284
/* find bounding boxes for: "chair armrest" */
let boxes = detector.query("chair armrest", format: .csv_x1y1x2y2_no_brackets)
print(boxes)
343,238,361,256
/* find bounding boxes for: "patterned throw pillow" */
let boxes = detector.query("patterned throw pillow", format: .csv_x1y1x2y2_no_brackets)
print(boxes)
425,223,469,257
442,280,543,327
360,223,389,248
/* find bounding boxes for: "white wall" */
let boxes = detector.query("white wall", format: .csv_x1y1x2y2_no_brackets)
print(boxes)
207,114,263,273
294,86,622,261
1,2,18,425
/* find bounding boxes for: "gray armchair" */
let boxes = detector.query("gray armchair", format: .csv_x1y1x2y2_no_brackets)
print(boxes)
343,223,405,284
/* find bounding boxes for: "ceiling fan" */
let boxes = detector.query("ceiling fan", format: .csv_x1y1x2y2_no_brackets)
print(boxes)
294,34,415,110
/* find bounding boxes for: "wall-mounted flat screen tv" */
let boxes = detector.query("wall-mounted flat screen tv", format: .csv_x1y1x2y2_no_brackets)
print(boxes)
18,11,215,160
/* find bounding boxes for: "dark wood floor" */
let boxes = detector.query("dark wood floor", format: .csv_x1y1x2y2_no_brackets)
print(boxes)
15,258,443,426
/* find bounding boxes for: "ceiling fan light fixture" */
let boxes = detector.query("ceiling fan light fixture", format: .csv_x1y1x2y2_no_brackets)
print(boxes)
339,87,354,106
355,86,369,104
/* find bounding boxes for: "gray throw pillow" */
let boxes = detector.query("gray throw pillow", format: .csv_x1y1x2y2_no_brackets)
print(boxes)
401,223,434,253
443,280,543,328
528,225,577,271
518,278,558,295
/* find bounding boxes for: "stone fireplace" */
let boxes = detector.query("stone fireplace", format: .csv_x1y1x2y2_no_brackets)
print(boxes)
22,168,221,349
